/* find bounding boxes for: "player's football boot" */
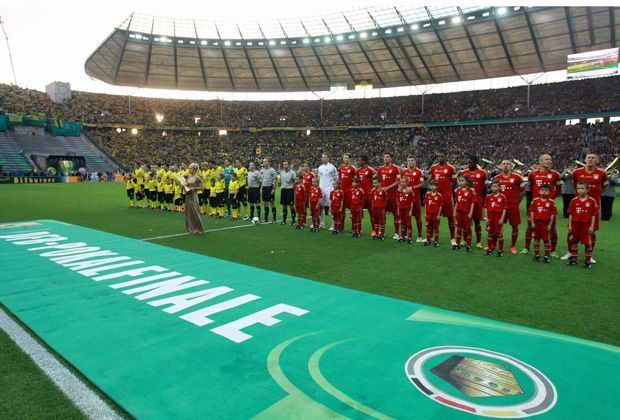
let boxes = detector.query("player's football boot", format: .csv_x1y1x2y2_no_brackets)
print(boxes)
510,246,518,254
568,258,578,266
280,220,287,225
560,252,572,260
451,244,460,250
379,235,385,241
584,262,593,269
466,246,472,253
416,237,424,243
533,255,541,262
590,258,597,264
433,242,439,248
476,243,483,249
543,257,551,264
550,251,559,259
450,239,457,247
485,250,493,256
497,251,504,257
407,238,413,244
393,233,400,240
520,248,529,255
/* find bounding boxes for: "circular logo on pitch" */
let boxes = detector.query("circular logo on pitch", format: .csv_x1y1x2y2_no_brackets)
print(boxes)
405,346,557,418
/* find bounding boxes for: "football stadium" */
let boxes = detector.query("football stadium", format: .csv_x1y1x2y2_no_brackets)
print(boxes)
1,2,620,419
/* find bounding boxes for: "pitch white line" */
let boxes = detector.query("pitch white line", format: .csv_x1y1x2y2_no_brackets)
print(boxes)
0,308,121,420
141,223,256,241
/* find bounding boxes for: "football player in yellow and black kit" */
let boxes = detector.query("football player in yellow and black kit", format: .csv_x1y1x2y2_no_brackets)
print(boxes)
214,172,226,218
164,177,175,211
125,174,136,208
200,162,211,215
156,176,165,210
145,172,157,209
228,173,240,220
234,159,249,220
134,164,145,190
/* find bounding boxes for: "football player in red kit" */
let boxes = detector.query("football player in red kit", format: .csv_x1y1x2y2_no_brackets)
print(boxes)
339,153,357,210
371,177,388,240
301,163,315,206
423,180,443,247
493,160,525,254
453,175,476,252
567,182,598,269
397,177,415,244
461,156,488,249
357,155,375,215
378,153,401,239
401,156,425,242
484,180,507,257
308,178,322,232
330,179,345,234
430,151,457,245
523,154,562,257
294,174,307,229
529,184,557,263
350,177,365,237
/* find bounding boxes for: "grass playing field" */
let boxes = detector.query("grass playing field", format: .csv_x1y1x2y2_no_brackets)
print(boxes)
1,182,619,416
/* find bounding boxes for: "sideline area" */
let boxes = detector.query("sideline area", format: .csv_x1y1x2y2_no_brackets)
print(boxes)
0,220,618,419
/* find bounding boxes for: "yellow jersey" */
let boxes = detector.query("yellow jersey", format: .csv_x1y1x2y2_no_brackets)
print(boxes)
213,166,224,177
157,181,165,192
126,179,133,190
228,180,239,195
213,179,225,194
174,184,182,200
164,183,174,194
234,167,248,187
135,167,145,184
146,177,156,191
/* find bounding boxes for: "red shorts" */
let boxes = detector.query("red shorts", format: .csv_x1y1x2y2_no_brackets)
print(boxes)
533,220,551,242
350,205,363,220
398,209,411,228
505,204,521,226
569,222,593,245
295,202,306,215
455,211,471,229
426,214,439,231
372,207,386,225
343,190,352,210
441,196,454,217
309,202,321,217
486,213,504,234
472,201,483,221
385,194,398,213
411,200,421,218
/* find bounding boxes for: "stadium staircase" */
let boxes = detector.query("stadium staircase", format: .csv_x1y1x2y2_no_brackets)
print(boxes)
11,131,119,173
0,132,34,173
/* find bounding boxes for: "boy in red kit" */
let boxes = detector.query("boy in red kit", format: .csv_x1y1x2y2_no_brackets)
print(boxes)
371,177,388,240
567,182,598,269
339,153,357,210
529,184,557,264
430,151,457,245
423,180,443,247
350,177,365,237
308,178,322,232
484,180,507,257
330,180,345,235
454,175,476,252
302,163,315,207
378,153,401,239
461,156,488,249
397,177,414,244
493,160,525,254
357,155,375,216
401,156,425,242
294,174,307,229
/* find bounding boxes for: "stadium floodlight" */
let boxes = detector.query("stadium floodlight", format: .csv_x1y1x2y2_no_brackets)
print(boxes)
258,41,264,45
423,22,431,28
360,32,368,38
213,41,219,45
314,38,320,42
247,41,253,46
224,41,231,46
323,37,330,43
336,34,343,41
194,117,201,124
160,37,169,43
514,6,521,11
269,40,276,45
482,12,490,17
291,40,297,44
280,40,287,45
452,16,461,24
219,129,227,136
200,40,207,45
155,113,164,123
467,15,476,20
348,34,355,39
371,31,377,36
236,42,242,46
162,131,167,137
189,40,195,44
303,38,310,44
116,128,122,133
438,20,446,25
497,7,507,15
397,27,404,32
411,24,419,30
385,29,392,34
154,37,160,41
177,40,183,44
131,128,138,135
306,129,311,136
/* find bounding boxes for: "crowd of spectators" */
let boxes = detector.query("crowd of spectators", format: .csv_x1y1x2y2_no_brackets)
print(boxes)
2,76,620,127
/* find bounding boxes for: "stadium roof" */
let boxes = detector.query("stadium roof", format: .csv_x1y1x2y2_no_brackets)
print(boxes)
85,6,620,92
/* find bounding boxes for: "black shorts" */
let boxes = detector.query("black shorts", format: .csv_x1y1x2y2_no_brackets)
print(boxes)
230,195,240,209
127,188,134,199
135,190,145,201
238,185,247,202
248,187,260,204
209,195,218,207
157,191,165,202
165,193,173,204
199,191,207,205
281,188,294,205
174,197,183,206
204,189,211,203
148,190,157,201
216,192,226,206
262,186,274,202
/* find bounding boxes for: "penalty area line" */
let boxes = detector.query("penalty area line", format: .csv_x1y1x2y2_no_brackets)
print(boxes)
141,223,257,241
0,308,122,419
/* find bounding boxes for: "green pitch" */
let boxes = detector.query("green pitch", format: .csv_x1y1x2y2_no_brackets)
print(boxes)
0,182,619,417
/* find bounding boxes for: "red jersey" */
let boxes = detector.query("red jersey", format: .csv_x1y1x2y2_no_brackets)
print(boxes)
461,168,488,202
302,171,315,191
455,188,476,212
338,165,357,192
484,193,508,214
357,166,375,194
424,192,444,215
530,197,557,222
493,173,525,207
371,188,387,208
397,190,414,209
308,186,322,203
430,163,457,198
378,165,401,196
568,196,598,223
294,184,306,204
350,188,364,207
572,167,608,203
528,169,562,199
401,167,424,200
330,189,344,209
